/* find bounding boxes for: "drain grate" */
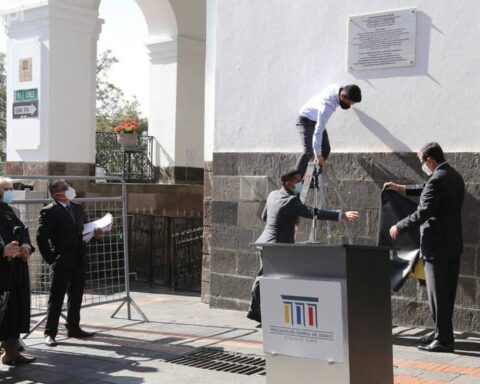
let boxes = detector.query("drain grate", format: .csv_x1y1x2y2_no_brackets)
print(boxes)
166,348,266,376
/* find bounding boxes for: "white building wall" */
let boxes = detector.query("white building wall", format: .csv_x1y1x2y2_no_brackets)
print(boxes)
204,0,217,162
212,0,480,154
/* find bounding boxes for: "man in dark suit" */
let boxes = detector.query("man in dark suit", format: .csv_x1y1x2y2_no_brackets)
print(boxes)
0,177,35,365
37,180,98,347
247,170,359,323
385,142,465,353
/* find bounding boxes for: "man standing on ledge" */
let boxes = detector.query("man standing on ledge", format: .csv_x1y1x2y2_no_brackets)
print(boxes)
246,170,359,324
385,142,465,353
37,180,101,347
295,83,362,177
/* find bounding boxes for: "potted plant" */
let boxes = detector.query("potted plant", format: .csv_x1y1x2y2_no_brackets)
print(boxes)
114,118,139,151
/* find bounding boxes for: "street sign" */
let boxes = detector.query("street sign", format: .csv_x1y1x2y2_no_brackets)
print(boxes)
13,100,39,119
14,88,38,102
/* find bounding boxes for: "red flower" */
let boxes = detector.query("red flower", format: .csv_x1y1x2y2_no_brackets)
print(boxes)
113,118,139,134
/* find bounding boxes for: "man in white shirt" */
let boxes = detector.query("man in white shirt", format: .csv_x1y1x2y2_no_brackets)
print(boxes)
295,84,362,177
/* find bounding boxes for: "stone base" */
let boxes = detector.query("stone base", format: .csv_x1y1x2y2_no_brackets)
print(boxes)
202,161,213,304
163,166,204,184
6,161,95,195
6,161,95,177
206,151,480,332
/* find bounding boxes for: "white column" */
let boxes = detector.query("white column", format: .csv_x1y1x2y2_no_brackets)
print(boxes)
146,34,205,171
175,35,205,169
146,38,177,169
2,0,101,168
204,0,217,163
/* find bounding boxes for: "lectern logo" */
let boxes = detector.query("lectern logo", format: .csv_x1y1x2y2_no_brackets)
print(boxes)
281,295,318,328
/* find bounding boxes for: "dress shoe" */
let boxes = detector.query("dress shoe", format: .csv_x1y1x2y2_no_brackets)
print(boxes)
419,332,435,345
417,340,454,353
1,353,36,365
44,335,57,347
67,328,95,338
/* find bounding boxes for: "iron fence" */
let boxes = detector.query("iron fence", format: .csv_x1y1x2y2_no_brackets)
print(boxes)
128,214,203,292
95,132,155,183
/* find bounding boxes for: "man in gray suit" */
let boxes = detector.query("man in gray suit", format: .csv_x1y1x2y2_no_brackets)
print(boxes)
247,169,359,323
385,142,465,353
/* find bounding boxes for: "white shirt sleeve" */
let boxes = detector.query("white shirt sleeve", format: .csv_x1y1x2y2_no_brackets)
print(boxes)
312,104,335,156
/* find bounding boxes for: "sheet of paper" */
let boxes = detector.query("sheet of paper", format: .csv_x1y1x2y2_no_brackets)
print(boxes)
82,213,113,242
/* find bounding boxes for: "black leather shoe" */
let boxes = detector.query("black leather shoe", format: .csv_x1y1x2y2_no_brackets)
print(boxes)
419,332,435,344
44,335,57,347
417,340,453,353
67,328,95,338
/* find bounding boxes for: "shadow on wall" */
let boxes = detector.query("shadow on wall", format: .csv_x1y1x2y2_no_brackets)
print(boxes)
349,11,440,85
353,109,412,152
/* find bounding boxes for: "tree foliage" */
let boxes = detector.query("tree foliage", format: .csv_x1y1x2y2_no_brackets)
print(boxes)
96,50,148,133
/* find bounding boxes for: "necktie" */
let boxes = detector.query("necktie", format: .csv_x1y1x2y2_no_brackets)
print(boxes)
66,204,76,223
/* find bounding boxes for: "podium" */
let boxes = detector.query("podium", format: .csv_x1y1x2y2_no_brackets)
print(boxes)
258,244,393,384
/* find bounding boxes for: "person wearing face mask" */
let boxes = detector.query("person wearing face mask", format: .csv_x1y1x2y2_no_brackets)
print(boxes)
0,177,36,365
384,142,465,353
295,83,362,177
246,170,359,324
36,180,97,347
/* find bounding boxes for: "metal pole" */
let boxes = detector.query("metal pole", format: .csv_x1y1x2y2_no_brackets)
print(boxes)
312,186,318,243
121,178,132,321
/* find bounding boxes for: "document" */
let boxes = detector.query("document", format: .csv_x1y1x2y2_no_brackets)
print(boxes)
82,213,113,242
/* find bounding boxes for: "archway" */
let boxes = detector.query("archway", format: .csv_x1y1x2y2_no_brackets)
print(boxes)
1,0,206,183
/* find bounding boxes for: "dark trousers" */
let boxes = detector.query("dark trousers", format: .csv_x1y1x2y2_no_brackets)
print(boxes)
247,267,262,323
44,264,85,337
295,116,331,177
424,256,461,345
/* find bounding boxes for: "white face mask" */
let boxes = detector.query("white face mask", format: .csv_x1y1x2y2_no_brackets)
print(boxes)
64,186,76,201
422,163,433,176
293,182,303,195
2,190,14,204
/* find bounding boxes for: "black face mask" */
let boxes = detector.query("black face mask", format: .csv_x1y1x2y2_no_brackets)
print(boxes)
339,100,351,110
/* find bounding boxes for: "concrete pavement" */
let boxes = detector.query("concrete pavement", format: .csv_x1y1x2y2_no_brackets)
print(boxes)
0,285,479,383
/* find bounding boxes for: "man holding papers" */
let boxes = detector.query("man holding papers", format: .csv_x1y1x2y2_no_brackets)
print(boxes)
36,180,103,347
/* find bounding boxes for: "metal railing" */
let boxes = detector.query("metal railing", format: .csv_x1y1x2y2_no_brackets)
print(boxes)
128,213,203,292
95,132,155,183
6,175,149,337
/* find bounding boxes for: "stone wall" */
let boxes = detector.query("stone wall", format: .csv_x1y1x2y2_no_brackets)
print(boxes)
205,152,480,331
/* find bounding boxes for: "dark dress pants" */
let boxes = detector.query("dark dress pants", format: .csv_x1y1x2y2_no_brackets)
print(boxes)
295,116,331,177
424,255,461,345
44,262,85,337
247,267,262,323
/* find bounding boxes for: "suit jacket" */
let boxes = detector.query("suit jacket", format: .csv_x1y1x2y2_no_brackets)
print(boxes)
396,163,465,260
255,187,341,244
0,203,34,337
36,201,87,268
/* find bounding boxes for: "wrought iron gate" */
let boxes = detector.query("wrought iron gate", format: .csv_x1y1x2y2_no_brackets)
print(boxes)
128,214,203,291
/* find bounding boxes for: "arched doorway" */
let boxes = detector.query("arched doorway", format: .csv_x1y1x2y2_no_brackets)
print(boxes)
1,0,206,183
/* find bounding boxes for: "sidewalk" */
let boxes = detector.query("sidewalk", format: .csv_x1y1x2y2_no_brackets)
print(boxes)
1,285,479,384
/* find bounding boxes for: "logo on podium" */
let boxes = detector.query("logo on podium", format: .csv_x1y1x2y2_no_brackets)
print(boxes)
281,295,318,329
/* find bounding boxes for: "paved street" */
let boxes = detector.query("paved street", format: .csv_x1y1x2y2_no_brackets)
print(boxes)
1,285,479,383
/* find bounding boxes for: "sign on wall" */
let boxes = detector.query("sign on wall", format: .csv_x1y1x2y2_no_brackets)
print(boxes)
348,8,417,71
260,277,345,362
13,88,39,119
19,58,33,82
